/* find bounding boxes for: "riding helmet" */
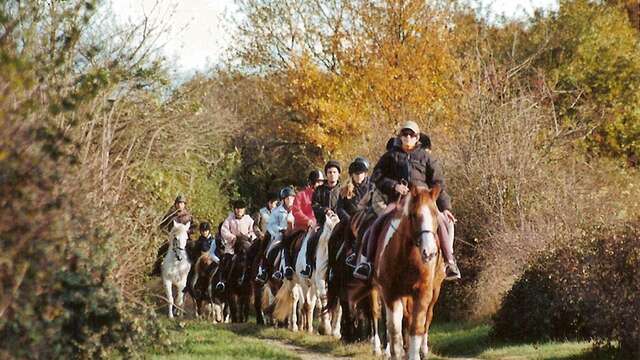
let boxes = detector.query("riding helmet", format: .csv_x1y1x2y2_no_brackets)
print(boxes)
324,160,341,174
175,194,187,204
280,186,296,199
307,170,325,185
199,221,211,232
349,157,370,175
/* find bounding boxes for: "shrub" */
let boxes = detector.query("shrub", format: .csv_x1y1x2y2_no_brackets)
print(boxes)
493,221,640,357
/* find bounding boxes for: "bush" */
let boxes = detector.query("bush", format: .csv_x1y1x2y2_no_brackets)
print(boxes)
492,221,640,357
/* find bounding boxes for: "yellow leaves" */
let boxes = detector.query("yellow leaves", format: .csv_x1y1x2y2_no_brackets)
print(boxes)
235,1,460,156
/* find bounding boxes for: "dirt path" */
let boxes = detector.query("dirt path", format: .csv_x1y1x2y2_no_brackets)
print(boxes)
260,337,480,360
261,338,339,360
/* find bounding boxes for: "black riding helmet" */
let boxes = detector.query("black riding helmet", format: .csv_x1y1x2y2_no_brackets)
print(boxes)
307,170,325,185
348,157,369,175
280,186,296,199
199,221,211,232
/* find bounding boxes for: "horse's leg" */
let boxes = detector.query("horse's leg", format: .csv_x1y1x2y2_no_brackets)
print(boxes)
254,282,265,325
385,298,404,359
176,278,187,317
290,284,300,332
306,287,316,333
340,299,353,342
163,279,174,319
421,288,439,358
331,302,342,338
371,290,382,355
195,298,202,318
408,292,432,360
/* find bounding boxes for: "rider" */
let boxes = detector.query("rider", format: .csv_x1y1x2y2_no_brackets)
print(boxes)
255,186,297,283
352,121,461,281
151,195,195,276
220,199,257,254
301,161,342,278
185,221,216,292
292,170,324,232
337,157,375,267
253,191,279,241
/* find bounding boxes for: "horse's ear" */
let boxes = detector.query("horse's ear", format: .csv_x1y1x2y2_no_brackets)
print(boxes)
430,183,441,200
186,221,191,230
172,219,178,228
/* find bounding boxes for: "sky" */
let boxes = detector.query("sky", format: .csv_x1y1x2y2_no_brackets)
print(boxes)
110,0,557,75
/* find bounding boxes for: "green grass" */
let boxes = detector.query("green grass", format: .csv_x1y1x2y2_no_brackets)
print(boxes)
145,320,299,359
428,322,606,359
145,319,617,360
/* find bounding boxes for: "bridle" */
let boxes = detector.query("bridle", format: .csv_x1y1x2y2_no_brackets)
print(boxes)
172,236,186,261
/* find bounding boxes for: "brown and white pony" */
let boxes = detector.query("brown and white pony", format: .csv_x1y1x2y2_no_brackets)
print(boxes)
374,184,445,359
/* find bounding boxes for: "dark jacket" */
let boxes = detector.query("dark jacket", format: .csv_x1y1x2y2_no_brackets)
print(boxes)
370,137,451,211
336,177,374,222
312,182,341,224
197,234,214,253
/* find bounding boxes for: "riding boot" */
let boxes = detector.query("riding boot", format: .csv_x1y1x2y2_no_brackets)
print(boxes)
282,247,294,280
256,264,268,283
301,228,319,278
437,212,461,281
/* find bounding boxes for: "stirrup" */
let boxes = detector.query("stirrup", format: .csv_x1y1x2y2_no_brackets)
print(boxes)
255,268,267,283
353,262,372,280
215,281,225,291
445,261,461,281
300,264,312,278
272,271,283,281
284,266,294,280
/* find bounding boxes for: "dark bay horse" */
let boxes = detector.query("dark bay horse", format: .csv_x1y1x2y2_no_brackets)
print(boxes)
210,236,254,323
326,209,383,348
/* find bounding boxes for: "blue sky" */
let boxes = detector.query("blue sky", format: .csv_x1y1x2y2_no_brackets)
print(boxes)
111,0,557,74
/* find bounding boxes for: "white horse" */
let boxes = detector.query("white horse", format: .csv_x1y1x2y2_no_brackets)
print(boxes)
161,220,191,319
312,212,342,338
275,213,342,334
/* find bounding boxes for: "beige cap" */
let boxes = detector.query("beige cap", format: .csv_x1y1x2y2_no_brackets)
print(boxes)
398,120,420,135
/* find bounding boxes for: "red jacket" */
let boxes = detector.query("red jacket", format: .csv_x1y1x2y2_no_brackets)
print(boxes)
292,186,316,230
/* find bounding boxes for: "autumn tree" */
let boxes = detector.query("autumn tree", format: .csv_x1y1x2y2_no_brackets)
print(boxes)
230,0,460,158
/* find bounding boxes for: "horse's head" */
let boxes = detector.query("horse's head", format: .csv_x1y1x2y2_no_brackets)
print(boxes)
402,184,441,264
234,235,253,255
170,220,190,250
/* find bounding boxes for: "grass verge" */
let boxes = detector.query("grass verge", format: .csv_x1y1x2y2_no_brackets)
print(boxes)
145,319,615,359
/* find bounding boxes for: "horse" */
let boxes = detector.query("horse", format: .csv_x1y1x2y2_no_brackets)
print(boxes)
161,220,192,319
280,213,343,335
271,229,310,331
326,208,383,349
374,184,446,359
185,250,219,319
301,212,342,337
210,235,254,323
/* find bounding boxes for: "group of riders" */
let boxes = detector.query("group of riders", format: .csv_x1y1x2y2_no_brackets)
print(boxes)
151,120,461,294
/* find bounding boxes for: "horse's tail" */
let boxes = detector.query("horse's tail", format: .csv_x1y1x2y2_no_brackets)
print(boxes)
273,280,295,322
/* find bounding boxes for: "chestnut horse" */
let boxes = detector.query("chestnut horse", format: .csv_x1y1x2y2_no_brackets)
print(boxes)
374,184,445,359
